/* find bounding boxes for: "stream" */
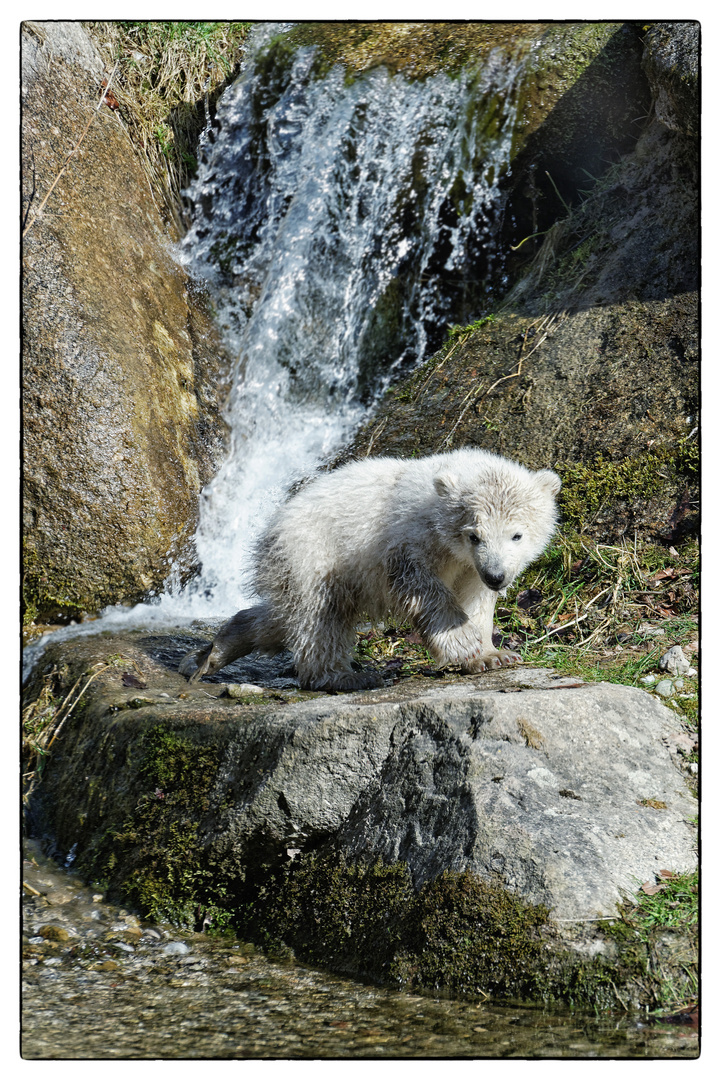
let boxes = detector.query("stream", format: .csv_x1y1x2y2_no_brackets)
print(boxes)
22,840,697,1060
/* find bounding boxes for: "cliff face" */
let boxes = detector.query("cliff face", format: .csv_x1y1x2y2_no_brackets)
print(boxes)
22,22,229,621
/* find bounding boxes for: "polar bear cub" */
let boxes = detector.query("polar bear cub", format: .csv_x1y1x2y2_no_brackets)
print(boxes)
180,448,561,691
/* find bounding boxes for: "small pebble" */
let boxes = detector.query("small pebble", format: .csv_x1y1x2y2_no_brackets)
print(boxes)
640,674,656,685
37,925,70,942
659,645,690,677
162,941,191,956
227,683,265,698
654,679,675,698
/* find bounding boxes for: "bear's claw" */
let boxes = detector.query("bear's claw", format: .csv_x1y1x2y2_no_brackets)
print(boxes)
462,648,521,673
179,647,213,682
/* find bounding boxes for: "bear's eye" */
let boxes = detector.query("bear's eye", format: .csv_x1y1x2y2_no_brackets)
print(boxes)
512,533,522,542
468,532,481,545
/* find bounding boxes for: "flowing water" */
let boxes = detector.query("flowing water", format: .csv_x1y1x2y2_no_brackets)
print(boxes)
166,25,530,618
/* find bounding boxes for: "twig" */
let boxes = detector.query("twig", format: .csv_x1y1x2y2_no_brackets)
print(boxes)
528,612,589,646
438,313,563,452
545,170,570,214
22,60,120,237
414,335,465,404
575,617,612,648
44,662,115,752
365,416,388,457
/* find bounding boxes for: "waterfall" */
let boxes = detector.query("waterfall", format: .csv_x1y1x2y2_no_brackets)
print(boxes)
163,25,528,619
29,24,532,652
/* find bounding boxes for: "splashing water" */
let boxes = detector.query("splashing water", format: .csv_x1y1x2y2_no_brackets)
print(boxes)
27,24,532,659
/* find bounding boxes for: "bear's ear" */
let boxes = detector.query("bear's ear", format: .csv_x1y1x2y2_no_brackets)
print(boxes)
535,469,562,497
434,474,461,500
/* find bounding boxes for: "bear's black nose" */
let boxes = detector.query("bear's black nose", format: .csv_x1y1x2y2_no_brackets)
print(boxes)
483,570,505,590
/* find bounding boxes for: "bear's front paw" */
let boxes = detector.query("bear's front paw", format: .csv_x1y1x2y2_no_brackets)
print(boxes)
461,647,522,673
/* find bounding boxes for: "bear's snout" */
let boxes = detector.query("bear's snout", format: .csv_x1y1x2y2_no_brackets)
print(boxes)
481,568,506,590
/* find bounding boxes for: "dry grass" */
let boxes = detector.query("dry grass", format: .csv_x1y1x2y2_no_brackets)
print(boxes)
22,656,144,801
86,21,251,230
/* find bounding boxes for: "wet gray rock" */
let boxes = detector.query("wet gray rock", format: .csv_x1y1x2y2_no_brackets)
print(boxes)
27,631,697,925
214,669,696,921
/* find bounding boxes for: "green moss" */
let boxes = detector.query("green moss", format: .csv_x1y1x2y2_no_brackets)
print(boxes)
85,727,226,925
23,545,86,626
445,314,497,345
277,22,542,83
558,439,698,532
224,852,695,1010
231,854,553,996
602,870,698,1011
400,869,550,1000
244,854,416,977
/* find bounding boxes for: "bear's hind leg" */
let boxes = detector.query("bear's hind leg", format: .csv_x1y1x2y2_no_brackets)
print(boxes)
180,605,278,682
289,588,383,692
293,629,384,691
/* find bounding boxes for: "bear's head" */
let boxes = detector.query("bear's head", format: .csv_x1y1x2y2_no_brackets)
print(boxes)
434,464,561,591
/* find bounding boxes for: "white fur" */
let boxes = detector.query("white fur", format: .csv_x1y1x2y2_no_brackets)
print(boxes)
180,449,561,691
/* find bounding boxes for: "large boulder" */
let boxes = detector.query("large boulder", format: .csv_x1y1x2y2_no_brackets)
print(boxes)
26,629,696,927
22,22,229,621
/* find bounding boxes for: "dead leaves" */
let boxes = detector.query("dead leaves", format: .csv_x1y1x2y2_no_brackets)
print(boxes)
122,671,147,689
640,869,681,896
100,79,121,111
